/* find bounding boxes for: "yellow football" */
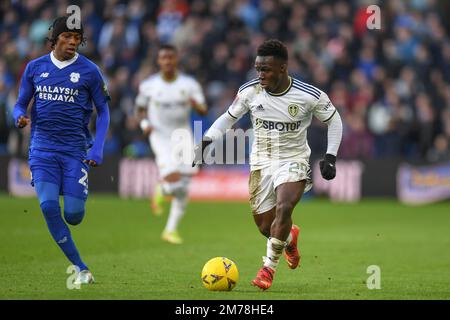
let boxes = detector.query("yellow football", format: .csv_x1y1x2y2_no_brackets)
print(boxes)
201,257,239,291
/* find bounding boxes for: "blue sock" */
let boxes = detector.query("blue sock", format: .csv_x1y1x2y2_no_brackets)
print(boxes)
40,200,88,271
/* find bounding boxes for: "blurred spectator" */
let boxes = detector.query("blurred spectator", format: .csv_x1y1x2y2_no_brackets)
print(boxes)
156,0,189,43
29,6,53,46
415,93,436,158
0,78,10,154
427,134,450,163
340,112,375,159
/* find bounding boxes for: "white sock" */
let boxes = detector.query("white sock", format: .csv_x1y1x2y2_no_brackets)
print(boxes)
263,237,285,271
162,181,184,196
286,231,293,246
164,194,188,232
162,177,190,198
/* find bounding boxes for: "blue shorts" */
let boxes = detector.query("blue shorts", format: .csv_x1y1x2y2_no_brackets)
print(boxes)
29,148,89,200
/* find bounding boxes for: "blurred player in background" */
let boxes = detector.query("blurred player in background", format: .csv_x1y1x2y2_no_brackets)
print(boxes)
135,44,207,244
194,39,343,290
13,16,110,285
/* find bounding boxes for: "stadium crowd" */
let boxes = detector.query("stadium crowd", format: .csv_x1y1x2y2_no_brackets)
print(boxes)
1,0,449,163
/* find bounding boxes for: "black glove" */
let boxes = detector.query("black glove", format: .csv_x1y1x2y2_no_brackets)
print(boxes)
192,137,213,167
319,154,336,180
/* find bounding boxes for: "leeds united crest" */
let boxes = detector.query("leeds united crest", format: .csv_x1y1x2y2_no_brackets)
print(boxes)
288,104,299,117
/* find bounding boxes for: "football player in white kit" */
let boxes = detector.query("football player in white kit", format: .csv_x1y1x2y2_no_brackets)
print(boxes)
194,40,343,290
136,44,207,244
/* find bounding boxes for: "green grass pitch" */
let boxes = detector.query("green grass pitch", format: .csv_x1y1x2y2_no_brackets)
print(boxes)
1,194,449,300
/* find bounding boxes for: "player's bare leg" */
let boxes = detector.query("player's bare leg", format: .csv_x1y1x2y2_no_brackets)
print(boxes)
254,206,301,269
273,181,305,269
253,207,276,238
252,181,305,290
272,181,305,239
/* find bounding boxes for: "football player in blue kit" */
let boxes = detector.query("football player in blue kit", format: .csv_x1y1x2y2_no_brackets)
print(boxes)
13,16,110,285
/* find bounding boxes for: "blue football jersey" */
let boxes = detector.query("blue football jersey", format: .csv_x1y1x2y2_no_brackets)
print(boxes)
14,52,110,154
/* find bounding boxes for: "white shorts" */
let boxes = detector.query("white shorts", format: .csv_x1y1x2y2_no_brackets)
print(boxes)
248,159,312,214
150,133,198,178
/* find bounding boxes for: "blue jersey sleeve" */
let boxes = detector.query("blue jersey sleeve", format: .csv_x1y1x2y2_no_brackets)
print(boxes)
13,63,34,126
86,68,110,165
90,67,111,105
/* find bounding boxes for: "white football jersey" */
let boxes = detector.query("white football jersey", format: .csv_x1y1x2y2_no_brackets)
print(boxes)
228,77,337,170
136,73,206,137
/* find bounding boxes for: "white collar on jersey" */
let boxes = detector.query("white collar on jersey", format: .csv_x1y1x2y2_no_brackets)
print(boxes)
50,51,79,69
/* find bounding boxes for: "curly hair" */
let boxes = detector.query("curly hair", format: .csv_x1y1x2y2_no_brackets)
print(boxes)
256,39,288,62
46,16,86,48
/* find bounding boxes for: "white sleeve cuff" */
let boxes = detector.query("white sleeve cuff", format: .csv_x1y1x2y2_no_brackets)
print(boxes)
140,119,151,131
326,110,343,156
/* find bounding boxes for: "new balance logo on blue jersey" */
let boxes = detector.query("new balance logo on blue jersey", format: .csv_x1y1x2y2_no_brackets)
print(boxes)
40,72,49,78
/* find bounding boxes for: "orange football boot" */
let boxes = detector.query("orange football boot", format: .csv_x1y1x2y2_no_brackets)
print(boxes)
284,224,301,269
251,266,275,290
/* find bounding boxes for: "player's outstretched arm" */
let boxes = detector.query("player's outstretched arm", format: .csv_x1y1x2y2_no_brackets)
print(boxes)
319,110,343,180
192,111,240,166
85,69,111,167
85,102,110,167
189,98,208,116
134,82,153,136
13,64,34,128
189,78,208,116
193,87,250,166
